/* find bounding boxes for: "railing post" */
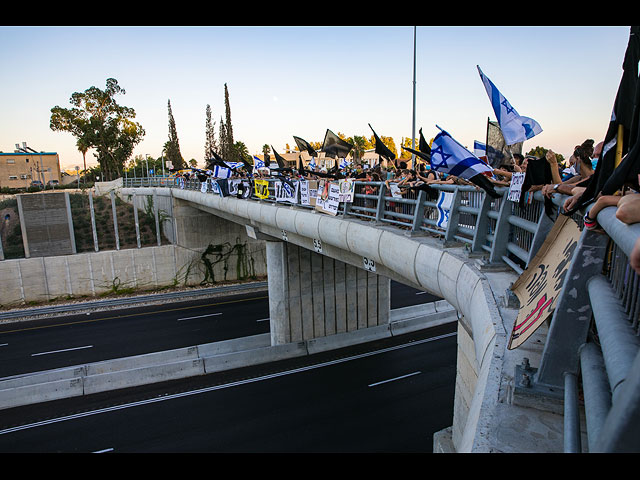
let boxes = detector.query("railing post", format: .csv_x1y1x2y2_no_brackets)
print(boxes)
535,227,609,389
444,187,462,244
374,182,387,223
411,190,426,232
488,190,510,264
471,191,491,253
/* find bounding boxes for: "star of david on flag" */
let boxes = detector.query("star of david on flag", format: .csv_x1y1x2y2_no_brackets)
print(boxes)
253,156,267,174
477,66,542,145
429,127,493,180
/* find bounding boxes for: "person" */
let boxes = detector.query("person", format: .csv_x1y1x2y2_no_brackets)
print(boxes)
583,192,640,230
542,142,598,199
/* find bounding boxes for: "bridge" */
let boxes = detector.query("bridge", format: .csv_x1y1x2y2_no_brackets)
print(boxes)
2,175,639,452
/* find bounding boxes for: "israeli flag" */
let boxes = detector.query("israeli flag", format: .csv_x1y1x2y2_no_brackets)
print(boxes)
212,165,232,179
339,158,350,169
436,191,454,228
308,158,317,170
474,141,486,158
430,127,493,180
477,66,542,145
253,156,267,174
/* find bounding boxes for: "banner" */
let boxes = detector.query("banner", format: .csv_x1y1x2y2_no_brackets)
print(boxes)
315,181,340,215
200,179,209,193
228,179,251,198
338,179,354,202
275,180,299,204
508,216,581,349
254,179,270,199
436,191,453,228
507,172,526,202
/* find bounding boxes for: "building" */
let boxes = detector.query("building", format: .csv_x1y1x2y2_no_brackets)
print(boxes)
0,149,62,189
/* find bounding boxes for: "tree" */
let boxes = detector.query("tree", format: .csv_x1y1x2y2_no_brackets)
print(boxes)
166,99,185,170
204,104,217,162
50,78,145,181
219,84,236,162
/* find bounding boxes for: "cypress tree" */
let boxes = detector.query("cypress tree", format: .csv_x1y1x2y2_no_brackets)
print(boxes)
204,104,217,162
166,99,185,170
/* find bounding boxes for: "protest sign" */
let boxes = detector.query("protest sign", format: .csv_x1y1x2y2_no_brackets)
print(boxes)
508,215,580,349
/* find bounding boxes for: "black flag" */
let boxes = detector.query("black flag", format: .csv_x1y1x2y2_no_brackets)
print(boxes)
321,129,353,158
271,146,288,169
293,136,318,157
368,124,396,162
401,128,432,164
568,26,640,213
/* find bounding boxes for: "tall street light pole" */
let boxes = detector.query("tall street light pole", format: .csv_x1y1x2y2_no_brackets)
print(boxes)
411,26,417,170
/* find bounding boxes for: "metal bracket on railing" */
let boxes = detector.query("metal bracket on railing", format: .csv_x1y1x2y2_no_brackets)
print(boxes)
513,357,564,413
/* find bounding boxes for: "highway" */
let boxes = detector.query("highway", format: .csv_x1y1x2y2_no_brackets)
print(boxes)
0,281,456,452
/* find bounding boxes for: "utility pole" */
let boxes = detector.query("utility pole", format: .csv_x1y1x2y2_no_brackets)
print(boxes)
411,26,417,170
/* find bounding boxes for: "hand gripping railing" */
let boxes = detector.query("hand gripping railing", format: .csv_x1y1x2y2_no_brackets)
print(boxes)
124,176,639,451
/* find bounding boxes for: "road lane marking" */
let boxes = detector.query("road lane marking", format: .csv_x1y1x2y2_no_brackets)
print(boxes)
0,331,456,436
31,345,93,356
177,312,222,321
93,448,114,453
368,371,421,387
0,295,269,335
256,317,270,322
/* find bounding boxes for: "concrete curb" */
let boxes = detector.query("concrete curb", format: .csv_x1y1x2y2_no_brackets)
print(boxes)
0,302,456,411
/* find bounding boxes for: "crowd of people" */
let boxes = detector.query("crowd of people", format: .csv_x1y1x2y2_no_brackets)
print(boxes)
174,142,640,274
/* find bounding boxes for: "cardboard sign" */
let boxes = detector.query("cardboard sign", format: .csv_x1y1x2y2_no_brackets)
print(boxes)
315,181,340,216
508,215,581,349
508,172,525,202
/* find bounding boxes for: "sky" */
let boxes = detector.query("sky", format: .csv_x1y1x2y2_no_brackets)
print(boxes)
0,25,632,171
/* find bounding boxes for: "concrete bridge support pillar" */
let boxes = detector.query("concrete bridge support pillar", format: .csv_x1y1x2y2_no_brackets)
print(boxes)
266,240,390,346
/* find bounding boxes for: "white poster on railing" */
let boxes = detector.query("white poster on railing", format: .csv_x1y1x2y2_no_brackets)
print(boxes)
436,191,454,228
338,179,354,203
508,215,580,349
299,180,310,205
507,172,525,202
275,180,299,204
315,181,340,216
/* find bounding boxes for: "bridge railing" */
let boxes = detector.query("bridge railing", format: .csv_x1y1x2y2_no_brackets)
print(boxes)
123,175,639,451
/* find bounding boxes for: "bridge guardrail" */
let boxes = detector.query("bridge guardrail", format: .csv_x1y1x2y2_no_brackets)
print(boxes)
125,175,638,452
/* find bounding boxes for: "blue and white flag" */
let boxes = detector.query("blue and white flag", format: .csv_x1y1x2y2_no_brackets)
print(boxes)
253,156,267,174
436,191,454,228
474,141,486,158
430,128,493,180
211,165,232,179
477,65,542,145
339,158,351,169
308,158,317,170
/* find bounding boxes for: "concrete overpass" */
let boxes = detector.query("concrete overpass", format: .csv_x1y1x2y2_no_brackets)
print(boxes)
1,177,639,453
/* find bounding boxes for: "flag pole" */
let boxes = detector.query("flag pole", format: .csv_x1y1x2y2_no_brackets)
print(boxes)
411,26,417,170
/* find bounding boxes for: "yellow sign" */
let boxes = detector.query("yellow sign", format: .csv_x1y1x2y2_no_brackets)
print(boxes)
508,215,581,350
254,179,270,199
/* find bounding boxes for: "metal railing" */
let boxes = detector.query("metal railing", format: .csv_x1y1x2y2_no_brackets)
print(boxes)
124,175,639,452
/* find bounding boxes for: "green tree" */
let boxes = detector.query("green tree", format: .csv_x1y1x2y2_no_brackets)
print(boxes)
204,104,217,162
50,78,145,181
219,84,235,162
166,99,185,170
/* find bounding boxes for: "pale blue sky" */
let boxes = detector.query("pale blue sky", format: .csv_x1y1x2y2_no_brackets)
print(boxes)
0,25,631,169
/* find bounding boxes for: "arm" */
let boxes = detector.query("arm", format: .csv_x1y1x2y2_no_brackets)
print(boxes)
545,150,563,185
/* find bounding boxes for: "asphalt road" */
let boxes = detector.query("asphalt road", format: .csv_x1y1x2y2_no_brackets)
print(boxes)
0,323,457,453
0,281,440,379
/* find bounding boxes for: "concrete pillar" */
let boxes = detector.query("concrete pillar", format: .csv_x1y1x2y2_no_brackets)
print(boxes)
266,240,391,346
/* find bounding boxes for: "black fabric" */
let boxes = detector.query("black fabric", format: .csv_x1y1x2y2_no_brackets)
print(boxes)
293,136,318,157
321,129,353,158
368,124,396,161
568,26,640,212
